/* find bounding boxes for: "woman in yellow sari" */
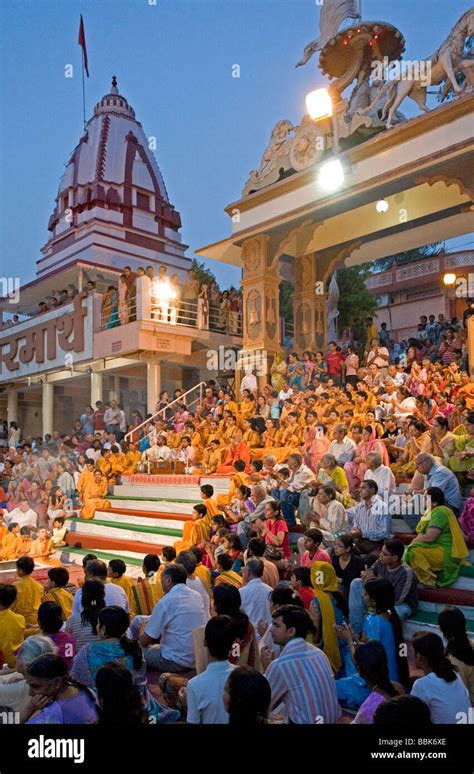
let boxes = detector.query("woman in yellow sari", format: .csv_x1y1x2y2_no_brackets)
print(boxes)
174,503,211,554
270,351,287,393
448,412,474,477
309,562,344,674
80,471,111,520
318,454,353,508
391,420,430,478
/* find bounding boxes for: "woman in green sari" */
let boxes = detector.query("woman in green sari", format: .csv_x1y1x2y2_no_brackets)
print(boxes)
404,487,469,587
448,411,474,477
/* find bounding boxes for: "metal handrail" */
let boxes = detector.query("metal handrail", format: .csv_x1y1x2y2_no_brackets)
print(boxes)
124,380,207,442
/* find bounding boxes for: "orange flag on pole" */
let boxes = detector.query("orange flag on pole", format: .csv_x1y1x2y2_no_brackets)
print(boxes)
78,15,89,77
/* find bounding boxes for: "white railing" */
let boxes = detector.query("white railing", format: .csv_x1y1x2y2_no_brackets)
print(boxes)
148,297,242,336
124,380,207,443
97,302,138,332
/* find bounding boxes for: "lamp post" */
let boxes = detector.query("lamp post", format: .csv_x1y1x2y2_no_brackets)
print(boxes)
442,272,457,319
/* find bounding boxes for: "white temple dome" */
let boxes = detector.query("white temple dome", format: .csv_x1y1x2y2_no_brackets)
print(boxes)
39,77,189,280
48,77,180,234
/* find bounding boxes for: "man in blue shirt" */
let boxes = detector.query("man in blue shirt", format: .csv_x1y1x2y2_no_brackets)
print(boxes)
268,391,281,420
80,405,94,436
414,453,462,514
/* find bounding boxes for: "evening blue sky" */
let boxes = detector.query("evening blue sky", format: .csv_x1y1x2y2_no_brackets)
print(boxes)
0,0,471,289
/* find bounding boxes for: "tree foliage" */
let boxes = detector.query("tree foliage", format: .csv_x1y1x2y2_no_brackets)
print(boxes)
190,258,218,289
336,266,378,330
279,280,294,325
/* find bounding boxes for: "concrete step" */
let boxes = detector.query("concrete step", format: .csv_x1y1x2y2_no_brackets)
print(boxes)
113,485,201,500
403,609,474,640
65,517,180,547
65,527,166,556
418,598,474,621
108,496,196,513
53,546,146,578
94,509,192,527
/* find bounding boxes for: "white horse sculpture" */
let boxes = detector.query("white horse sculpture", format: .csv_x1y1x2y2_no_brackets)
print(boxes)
382,7,474,128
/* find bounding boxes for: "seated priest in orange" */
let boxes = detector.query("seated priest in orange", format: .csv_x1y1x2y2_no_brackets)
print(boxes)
29,527,53,560
124,442,142,473
200,485,220,518
80,470,111,520
1,522,21,560
217,433,251,474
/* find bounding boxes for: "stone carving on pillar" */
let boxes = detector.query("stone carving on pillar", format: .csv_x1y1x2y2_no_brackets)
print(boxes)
241,235,280,360
266,288,278,340
315,295,327,351
246,289,262,340
242,237,264,274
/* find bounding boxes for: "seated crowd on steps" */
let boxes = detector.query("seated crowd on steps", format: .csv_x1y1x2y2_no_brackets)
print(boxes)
0,315,473,723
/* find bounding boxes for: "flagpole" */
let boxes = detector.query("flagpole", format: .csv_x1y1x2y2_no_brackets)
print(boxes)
81,49,86,130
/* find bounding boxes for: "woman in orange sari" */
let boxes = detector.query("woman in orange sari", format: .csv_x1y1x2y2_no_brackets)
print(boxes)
174,503,211,554
303,425,331,473
344,425,389,493
80,471,111,520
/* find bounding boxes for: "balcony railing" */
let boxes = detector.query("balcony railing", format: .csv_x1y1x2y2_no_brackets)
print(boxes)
94,276,243,337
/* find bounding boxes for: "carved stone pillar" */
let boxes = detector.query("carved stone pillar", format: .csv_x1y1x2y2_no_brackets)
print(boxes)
240,235,280,386
293,253,327,352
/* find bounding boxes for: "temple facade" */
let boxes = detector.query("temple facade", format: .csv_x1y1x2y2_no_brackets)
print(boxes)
0,79,242,435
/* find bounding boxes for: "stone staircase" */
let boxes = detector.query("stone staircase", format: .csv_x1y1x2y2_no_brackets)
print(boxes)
54,479,474,637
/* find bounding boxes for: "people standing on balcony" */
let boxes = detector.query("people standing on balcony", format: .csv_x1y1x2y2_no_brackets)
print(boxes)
123,266,137,322
102,286,119,329
181,270,200,326
169,274,181,325
118,274,129,325
155,265,172,322
219,290,231,332
229,289,240,334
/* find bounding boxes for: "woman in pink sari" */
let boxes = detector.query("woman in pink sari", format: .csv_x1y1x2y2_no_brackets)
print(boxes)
344,425,389,493
303,425,331,473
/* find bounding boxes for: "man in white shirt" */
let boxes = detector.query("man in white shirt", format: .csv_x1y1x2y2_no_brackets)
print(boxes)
328,424,356,465
271,453,315,526
363,452,396,496
103,400,122,439
86,439,103,464
4,500,38,530
346,480,392,555
240,368,258,395
71,559,129,614
142,436,171,463
186,616,236,724
176,551,210,619
278,381,293,402
239,559,273,634
140,564,207,672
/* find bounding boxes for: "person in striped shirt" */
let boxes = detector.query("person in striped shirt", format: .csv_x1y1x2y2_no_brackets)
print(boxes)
261,604,341,724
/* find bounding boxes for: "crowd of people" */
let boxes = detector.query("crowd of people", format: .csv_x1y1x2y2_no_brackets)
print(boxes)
0,314,473,725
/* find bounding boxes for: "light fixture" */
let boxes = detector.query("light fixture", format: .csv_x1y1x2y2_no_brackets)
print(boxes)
376,199,389,213
306,88,332,121
318,159,344,192
443,273,457,286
